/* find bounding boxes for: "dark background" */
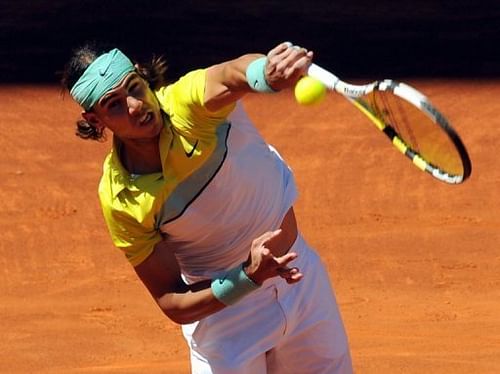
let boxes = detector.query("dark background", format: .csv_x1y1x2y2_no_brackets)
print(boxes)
1,0,499,83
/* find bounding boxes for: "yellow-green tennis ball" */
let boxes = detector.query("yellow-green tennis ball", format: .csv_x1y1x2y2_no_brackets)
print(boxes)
294,76,326,105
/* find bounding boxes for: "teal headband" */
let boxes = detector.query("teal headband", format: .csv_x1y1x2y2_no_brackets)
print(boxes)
70,48,135,110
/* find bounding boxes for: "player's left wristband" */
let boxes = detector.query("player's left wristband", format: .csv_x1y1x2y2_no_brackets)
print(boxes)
246,57,277,93
211,263,261,305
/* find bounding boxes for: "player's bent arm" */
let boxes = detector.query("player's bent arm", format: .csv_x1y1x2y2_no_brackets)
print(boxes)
134,240,225,325
134,230,303,325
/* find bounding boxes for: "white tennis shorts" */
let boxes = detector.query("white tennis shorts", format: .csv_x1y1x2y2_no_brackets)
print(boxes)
181,235,353,374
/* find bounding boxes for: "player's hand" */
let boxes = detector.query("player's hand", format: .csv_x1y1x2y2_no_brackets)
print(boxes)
265,42,313,91
244,229,303,285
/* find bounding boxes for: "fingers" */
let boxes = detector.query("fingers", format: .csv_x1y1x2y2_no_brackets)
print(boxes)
256,229,282,246
266,41,293,60
250,229,304,284
275,251,298,267
277,266,303,284
258,243,302,277
275,252,303,284
268,42,312,74
277,52,312,79
265,42,314,90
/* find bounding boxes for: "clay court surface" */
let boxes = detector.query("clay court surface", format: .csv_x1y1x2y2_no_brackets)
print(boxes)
1,81,499,373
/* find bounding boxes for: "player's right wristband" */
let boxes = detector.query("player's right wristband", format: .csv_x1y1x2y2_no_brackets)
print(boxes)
211,264,261,305
246,57,277,93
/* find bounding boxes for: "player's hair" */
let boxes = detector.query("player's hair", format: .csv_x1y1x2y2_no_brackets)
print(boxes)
61,42,168,141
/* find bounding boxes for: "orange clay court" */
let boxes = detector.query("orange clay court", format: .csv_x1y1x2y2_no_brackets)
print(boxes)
1,80,499,373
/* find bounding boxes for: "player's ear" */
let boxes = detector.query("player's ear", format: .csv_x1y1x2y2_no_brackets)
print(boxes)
82,111,104,130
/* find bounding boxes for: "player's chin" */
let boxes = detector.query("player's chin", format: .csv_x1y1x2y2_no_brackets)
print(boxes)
146,122,163,138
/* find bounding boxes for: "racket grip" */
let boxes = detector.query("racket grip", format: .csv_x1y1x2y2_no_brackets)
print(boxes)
307,64,340,91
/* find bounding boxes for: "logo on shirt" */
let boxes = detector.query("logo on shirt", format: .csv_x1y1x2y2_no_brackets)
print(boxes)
185,140,199,158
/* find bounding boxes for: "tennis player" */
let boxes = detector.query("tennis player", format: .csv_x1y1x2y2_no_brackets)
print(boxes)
62,41,352,373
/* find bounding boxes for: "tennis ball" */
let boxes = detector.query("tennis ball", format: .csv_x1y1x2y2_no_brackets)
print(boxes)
294,76,326,105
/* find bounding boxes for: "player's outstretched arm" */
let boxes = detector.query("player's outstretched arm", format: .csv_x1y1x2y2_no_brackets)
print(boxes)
204,42,313,112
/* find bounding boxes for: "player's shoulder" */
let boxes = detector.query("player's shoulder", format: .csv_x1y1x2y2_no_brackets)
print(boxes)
154,69,207,111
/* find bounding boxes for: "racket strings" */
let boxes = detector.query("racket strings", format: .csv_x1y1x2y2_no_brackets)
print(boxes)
346,80,470,183
379,87,466,179
372,91,420,153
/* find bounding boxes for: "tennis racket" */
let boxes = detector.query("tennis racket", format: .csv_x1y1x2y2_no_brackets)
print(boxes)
307,64,472,184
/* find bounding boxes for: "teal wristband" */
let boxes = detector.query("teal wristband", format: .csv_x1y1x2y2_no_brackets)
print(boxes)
246,57,276,93
211,264,261,305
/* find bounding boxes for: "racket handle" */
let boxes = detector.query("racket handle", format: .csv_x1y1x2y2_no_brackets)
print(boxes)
307,63,376,98
307,63,340,91
286,41,373,97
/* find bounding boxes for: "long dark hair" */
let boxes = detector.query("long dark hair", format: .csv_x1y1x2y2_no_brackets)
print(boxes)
61,43,168,141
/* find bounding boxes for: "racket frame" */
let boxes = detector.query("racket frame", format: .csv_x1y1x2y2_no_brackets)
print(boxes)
307,64,472,184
